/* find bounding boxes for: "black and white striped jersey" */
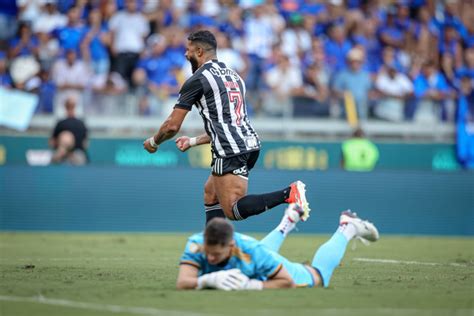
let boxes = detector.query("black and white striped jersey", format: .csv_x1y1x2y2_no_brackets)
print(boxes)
175,59,261,158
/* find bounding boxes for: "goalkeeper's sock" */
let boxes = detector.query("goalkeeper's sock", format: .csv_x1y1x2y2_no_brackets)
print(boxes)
205,203,225,224
338,223,357,241
311,230,349,288
277,213,296,237
231,187,290,220
259,228,285,252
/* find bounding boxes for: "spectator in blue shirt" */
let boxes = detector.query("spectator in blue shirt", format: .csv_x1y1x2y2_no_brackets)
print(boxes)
8,22,39,58
462,12,474,48
35,68,56,114
412,60,452,122
377,6,404,50
219,6,245,40
0,0,17,42
132,34,178,115
456,75,474,169
438,23,463,69
349,17,382,73
332,47,373,120
53,5,86,55
456,47,474,81
0,52,13,88
324,22,353,73
432,1,466,40
80,8,111,75
164,28,187,70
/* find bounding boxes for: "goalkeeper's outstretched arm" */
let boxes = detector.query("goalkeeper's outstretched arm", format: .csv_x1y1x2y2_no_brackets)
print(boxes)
176,264,200,290
176,264,295,290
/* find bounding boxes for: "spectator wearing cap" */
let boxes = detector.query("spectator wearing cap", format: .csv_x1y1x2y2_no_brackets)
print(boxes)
374,61,413,122
0,52,13,88
80,8,111,75
109,0,149,86
332,47,373,120
412,60,452,122
51,49,90,117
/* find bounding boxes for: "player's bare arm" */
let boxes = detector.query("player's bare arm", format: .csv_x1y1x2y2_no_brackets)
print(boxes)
262,266,295,289
176,264,199,290
175,133,211,152
143,108,189,153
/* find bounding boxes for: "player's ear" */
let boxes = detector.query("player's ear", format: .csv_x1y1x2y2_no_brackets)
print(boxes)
196,45,203,57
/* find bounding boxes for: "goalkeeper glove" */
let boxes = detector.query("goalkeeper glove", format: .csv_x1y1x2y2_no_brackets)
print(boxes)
196,269,249,291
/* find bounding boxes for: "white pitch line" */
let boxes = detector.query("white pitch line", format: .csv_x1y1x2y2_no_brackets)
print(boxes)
0,295,206,316
353,257,470,267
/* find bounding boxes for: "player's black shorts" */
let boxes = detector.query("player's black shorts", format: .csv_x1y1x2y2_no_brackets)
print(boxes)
211,150,260,178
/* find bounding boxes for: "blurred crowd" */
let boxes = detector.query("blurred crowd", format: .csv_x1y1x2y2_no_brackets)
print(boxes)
1,0,474,123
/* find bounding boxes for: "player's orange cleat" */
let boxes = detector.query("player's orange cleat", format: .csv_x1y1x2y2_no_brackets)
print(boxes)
285,181,311,221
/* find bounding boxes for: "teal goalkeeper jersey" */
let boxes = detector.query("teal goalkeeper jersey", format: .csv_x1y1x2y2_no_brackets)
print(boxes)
179,232,314,286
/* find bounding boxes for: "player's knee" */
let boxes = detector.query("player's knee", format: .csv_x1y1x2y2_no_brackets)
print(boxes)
203,192,218,205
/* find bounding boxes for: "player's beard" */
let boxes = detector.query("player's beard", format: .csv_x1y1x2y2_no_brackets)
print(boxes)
189,55,199,73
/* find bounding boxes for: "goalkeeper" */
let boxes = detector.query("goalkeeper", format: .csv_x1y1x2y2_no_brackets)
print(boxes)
176,204,379,290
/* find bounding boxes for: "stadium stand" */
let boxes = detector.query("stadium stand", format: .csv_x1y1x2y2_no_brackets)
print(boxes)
0,0,472,141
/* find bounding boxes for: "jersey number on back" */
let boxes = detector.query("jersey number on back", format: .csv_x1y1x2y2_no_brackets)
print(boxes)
228,91,243,126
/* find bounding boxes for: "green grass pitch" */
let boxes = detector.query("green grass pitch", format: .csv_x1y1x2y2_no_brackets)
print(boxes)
0,232,473,316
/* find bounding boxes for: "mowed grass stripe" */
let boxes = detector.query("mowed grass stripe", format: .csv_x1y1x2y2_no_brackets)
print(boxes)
0,233,473,316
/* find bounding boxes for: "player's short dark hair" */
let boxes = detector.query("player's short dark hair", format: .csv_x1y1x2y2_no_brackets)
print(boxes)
187,30,217,52
204,218,234,246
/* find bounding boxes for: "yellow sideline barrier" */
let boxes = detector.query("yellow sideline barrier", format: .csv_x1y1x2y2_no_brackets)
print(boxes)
344,91,358,127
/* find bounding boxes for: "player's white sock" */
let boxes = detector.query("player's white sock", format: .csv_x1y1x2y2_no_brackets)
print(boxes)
338,223,357,241
277,215,296,237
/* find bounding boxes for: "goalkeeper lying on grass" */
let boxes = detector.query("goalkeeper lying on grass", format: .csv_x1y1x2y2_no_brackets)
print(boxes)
176,204,379,290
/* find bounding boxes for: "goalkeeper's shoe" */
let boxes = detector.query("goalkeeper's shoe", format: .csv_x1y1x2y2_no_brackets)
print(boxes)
339,210,379,242
285,203,307,224
285,181,311,221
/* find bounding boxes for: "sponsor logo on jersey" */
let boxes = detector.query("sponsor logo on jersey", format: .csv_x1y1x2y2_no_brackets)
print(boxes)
232,166,248,175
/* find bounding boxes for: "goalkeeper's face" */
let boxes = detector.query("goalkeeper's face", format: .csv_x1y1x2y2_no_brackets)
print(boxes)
204,241,234,265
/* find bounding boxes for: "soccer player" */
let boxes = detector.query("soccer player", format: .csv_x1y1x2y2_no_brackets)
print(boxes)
143,30,310,223
176,204,379,290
